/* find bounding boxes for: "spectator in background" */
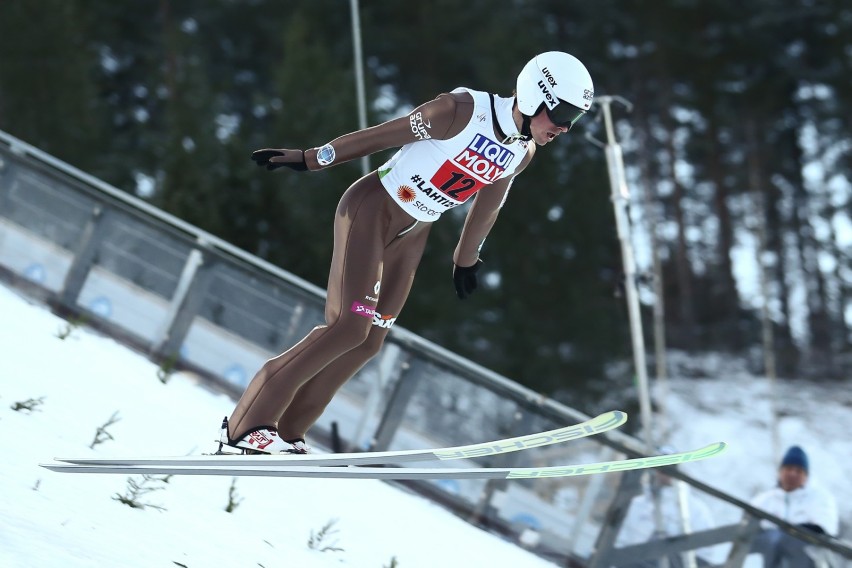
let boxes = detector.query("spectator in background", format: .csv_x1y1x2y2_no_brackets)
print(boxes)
750,445,839,568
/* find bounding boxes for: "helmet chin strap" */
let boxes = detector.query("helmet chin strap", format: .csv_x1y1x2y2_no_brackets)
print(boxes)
520,114,532,141
502,98,532,144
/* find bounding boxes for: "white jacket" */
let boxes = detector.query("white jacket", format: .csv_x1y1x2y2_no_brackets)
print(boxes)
750,482,839,536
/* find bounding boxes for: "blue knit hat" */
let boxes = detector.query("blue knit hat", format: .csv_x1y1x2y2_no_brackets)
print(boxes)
780,446,809,473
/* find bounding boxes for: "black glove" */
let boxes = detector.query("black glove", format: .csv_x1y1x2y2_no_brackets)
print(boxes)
453,259,483,300
251,148,307,171
798,523,826,535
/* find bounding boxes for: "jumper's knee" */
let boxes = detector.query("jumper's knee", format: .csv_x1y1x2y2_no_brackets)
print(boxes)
327,314,374,353
348,328,387,361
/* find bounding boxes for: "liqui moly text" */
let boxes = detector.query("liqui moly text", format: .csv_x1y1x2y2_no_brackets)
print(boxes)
453,134,515,183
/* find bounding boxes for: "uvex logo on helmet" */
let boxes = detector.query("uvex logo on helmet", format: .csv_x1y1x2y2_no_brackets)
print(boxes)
538,66,559,108
537,80,558,109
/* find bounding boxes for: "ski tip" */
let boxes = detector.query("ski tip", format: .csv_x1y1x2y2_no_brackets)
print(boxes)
608,409,628,422
591,409,628,430
673,441,728,462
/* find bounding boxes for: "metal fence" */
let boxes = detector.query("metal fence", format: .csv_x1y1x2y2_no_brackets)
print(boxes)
1,129,848,567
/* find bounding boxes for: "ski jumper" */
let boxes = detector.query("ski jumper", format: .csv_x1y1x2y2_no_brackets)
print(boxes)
227,88,534,442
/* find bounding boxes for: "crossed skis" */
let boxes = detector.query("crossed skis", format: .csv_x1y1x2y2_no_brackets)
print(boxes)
41,410,727,479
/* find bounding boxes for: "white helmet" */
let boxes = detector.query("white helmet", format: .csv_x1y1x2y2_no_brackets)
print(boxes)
516,51,594,129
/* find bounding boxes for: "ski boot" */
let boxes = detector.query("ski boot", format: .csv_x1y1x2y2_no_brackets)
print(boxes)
217,417,309,455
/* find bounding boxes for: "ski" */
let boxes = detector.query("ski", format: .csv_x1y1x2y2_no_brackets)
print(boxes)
41,442,726,480
51,410,626,468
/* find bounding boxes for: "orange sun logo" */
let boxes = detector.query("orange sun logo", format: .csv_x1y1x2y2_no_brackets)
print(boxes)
397,185,416,202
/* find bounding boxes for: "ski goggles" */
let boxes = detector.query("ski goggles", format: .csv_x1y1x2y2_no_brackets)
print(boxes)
545,100,587,130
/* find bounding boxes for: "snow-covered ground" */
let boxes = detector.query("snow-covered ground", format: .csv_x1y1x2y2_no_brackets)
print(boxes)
0,283,556,568
1,280,848,568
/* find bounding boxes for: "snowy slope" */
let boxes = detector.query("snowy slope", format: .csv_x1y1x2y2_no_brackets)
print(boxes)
0,283,556,568
1,280,848,568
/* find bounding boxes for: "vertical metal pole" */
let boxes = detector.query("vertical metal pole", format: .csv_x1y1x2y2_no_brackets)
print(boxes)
594,97,667,568
596,97,655,451
753,190,780,462
745,118,779,462
676,480,699,568
349,0,370,175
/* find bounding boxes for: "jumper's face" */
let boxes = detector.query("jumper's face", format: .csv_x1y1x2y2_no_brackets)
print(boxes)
529,111,569,146
778,465,807,492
